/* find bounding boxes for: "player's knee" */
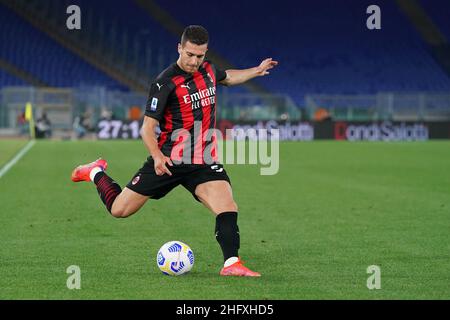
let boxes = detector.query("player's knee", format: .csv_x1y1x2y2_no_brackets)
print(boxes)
110,208,124,218
230,201,238,212
216,200,238,214
110,206,131,218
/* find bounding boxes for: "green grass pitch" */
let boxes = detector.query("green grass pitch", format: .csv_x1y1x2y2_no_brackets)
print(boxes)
0,139,449,299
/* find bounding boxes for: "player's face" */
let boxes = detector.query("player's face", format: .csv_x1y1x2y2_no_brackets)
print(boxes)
177,41,208,74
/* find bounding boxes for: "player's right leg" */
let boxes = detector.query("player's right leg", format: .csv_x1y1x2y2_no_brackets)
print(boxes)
71,158,148,218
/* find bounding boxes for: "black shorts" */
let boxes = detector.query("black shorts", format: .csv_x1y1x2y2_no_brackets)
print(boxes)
126,157,231,201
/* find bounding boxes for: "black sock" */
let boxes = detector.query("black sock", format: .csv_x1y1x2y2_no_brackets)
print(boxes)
94,171,122,213
215,211,240,262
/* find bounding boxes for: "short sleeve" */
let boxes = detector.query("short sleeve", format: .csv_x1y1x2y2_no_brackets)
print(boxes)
215,67,227,83
144,80,173,121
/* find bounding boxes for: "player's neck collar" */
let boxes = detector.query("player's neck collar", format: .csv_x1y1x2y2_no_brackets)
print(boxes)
175,62,191,75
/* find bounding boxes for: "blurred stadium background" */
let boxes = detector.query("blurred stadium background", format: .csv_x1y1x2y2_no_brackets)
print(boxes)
1,0,450,300
0,0,449,140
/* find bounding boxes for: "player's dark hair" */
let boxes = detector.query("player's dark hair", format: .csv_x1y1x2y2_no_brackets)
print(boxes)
181,25,209,46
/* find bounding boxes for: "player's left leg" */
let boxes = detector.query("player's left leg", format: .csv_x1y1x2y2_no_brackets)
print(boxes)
71,158,149,218
109,187,149,218
194,180,260,277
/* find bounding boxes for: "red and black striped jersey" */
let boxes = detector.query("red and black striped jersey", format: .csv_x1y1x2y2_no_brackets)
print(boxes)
145,60,227,164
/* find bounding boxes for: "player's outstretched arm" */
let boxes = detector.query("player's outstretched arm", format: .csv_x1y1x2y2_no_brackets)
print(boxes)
220,58,278,86
141,116,173,176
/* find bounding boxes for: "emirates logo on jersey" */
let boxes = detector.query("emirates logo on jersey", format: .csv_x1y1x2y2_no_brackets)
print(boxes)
182,86,216,110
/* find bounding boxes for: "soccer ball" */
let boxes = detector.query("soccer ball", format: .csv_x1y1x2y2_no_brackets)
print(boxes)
156,241,195,276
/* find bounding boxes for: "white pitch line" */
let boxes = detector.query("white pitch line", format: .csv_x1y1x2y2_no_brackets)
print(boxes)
0,140,36,179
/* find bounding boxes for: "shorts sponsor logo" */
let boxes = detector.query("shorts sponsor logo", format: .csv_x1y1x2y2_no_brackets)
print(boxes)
211,165,223,173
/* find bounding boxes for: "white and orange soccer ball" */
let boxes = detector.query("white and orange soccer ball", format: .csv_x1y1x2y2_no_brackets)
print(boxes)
156,241,195,276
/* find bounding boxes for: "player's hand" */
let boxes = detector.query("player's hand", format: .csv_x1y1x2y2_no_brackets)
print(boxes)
256,58,278,76
154,153,173,176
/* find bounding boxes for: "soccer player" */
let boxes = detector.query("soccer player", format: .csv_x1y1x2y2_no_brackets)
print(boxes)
71,25,278,277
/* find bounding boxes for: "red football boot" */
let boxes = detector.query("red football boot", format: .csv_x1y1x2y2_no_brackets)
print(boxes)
71,158,108,182
220,258,261,277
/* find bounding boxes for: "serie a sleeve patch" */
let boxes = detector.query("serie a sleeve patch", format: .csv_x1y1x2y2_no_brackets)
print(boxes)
150,97,158,111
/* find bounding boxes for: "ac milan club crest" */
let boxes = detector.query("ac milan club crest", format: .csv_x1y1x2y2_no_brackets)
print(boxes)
132,175,141,185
